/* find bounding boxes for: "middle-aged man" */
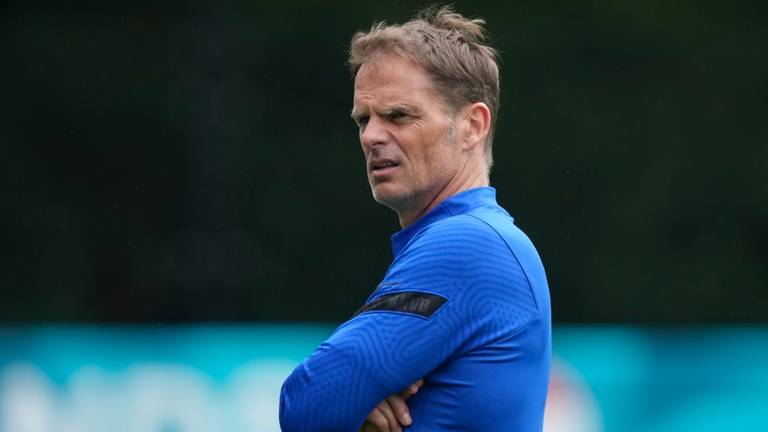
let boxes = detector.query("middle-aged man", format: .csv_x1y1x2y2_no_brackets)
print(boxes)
280,6,551,431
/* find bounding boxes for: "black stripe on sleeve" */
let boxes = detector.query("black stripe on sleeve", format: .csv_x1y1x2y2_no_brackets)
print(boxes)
352,291,447,318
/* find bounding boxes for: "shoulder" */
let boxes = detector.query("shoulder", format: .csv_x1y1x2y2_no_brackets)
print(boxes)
418,212,505,244
399,213,513,268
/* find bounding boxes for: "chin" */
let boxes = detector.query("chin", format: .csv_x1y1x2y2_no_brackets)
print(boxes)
370,183,411,209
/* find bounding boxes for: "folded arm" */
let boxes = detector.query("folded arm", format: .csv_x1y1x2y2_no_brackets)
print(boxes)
279,293,456,432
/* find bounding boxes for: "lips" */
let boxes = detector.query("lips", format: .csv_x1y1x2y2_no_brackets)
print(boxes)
369,159,400,172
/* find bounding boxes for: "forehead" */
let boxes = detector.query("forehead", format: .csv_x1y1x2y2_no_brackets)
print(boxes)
353,55,439,108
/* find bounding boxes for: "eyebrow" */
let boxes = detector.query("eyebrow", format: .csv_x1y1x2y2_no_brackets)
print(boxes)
350,104,419,122
350,108,366,122
383,104,417,115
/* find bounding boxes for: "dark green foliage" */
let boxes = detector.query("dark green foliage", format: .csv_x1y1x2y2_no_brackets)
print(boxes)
2,1,766,322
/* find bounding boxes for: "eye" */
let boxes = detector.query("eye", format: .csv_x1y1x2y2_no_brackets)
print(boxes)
356,115,369,127
387,111,408,121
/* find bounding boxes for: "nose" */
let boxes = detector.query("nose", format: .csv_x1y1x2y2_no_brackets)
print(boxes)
360,116,387,149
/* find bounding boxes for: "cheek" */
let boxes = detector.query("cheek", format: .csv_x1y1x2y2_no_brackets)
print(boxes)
402,141,430,177
398,123,453,178
423,130,455,167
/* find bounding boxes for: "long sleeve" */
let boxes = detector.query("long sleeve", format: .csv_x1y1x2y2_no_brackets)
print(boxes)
280,305,453,431
279,212,544,431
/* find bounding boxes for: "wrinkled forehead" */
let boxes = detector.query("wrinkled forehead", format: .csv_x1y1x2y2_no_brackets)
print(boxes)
352,54,440,108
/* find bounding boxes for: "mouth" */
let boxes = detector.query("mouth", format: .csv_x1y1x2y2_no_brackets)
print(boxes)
370,160,400,173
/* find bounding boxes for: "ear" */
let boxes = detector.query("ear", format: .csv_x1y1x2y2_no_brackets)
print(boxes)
460,102,491,152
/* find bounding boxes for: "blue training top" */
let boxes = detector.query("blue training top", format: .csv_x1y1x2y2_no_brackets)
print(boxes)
280,187,551,431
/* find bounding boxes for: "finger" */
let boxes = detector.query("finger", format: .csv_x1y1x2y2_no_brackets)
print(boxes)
378,403,402,432
400,379,424,400
360,420,379,432
412,379,424,392
386,395,413,426
367,408,391,432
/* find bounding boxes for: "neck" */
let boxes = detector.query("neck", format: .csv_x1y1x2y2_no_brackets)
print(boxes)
398,167,489,227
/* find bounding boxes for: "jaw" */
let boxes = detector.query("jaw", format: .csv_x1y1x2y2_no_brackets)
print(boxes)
370,179,415,210
370,180,407,207
369,176,440,227
369,159,485,227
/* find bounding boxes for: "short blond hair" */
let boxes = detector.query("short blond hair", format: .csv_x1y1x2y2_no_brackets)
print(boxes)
349,5,501,168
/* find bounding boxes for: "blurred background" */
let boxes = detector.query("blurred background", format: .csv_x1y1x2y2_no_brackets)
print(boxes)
2,0,767,430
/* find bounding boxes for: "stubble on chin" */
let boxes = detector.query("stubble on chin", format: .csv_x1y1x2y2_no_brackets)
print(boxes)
371,183,423,220
370,185,396,208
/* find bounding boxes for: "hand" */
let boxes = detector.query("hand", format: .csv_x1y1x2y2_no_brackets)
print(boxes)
360,379,424,432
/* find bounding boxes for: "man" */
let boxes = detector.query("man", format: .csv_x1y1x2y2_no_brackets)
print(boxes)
280,6,551,431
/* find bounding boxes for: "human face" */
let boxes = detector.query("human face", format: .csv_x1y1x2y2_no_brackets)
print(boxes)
352,55,462,223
